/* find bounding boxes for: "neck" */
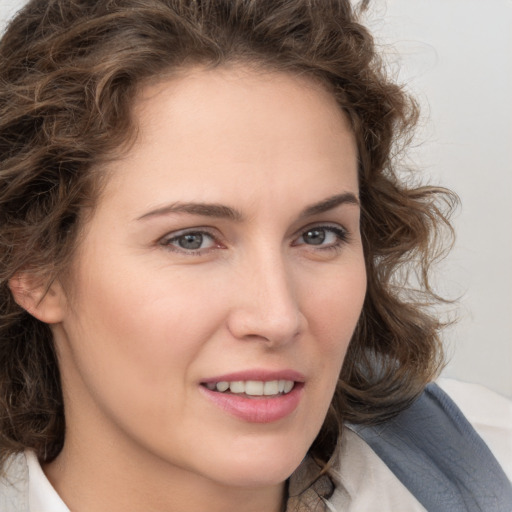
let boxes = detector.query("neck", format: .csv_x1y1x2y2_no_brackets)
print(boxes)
44,435,286,512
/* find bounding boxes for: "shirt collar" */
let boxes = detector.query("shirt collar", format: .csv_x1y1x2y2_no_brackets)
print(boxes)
26,451,69,512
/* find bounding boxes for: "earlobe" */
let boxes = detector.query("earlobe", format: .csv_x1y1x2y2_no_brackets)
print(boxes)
8,273,67,324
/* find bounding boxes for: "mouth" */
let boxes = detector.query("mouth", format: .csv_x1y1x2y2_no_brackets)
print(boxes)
201,379,295,397
199,373,304,423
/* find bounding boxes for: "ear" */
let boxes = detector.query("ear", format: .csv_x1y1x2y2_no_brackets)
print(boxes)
8,273,67,324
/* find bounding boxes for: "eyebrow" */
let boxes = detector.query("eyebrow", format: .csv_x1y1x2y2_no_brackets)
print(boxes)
136,192,359,222
298,192,360,219
136,202,244,222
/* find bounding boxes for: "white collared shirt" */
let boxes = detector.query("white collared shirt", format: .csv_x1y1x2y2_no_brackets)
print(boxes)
26,451,68,512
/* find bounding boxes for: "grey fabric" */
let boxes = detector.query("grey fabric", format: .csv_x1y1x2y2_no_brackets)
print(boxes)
350,383,512,512
0,452,29,512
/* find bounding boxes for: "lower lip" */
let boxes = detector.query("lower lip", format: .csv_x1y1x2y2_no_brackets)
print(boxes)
199,384,303,423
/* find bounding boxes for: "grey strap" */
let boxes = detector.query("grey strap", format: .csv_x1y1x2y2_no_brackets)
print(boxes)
350,383,512,512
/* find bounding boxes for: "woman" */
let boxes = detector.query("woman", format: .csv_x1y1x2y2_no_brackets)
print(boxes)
0,1,510,511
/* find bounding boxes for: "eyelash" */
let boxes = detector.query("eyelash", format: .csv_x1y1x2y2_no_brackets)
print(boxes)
159,229,221,255
293,225,349,252
159,225,349,255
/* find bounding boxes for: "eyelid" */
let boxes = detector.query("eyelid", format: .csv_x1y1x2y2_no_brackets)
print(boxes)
158,227,224,254
156,223,350,255
292,223,350,248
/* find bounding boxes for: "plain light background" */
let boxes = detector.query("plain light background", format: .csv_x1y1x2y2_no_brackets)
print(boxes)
1,0,511,398
363,0,512,399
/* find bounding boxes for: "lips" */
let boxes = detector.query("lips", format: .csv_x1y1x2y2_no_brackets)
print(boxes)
200,370,305,423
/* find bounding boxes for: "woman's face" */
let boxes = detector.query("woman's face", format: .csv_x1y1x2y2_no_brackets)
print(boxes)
51,67,366,490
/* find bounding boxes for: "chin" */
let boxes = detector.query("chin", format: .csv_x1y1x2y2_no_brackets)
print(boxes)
197,435,312,488
212,460,301,489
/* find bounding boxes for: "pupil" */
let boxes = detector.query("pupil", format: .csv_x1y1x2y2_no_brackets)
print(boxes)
304,229,325,245
179,233,203,250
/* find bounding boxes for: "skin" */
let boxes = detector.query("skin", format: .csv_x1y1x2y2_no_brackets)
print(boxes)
34,66,366,512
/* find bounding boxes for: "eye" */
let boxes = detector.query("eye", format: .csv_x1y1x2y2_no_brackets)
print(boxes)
160,230,218,252
294,225,348,249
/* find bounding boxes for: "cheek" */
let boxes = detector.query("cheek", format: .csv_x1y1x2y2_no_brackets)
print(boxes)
59,262,228,421
303,260,366,378
305,261,366,338
67,277,218,377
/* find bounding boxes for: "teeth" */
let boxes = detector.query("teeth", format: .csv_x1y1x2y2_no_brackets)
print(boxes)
216,381,229,392
263,380,279,395
283,380,294,393
245,381,264,396
230,381,245,394
207,379,295,396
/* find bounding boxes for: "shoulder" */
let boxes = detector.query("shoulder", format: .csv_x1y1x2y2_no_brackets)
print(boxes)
348,382,512,512
436,377,512,479
325,428,427,511
0,451,30,512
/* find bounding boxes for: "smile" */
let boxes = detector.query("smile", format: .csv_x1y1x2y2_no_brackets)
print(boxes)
203,380,295,396
200,373,304,423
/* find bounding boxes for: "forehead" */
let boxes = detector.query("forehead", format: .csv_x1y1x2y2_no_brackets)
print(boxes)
100,65,358,215
137,66,352,149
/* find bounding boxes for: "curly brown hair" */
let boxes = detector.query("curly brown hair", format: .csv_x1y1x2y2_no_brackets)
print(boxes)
0,0,457,469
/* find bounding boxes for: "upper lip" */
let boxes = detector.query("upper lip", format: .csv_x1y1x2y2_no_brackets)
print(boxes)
200,369,305,384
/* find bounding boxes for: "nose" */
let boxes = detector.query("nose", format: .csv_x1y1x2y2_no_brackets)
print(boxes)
226,251,306,347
